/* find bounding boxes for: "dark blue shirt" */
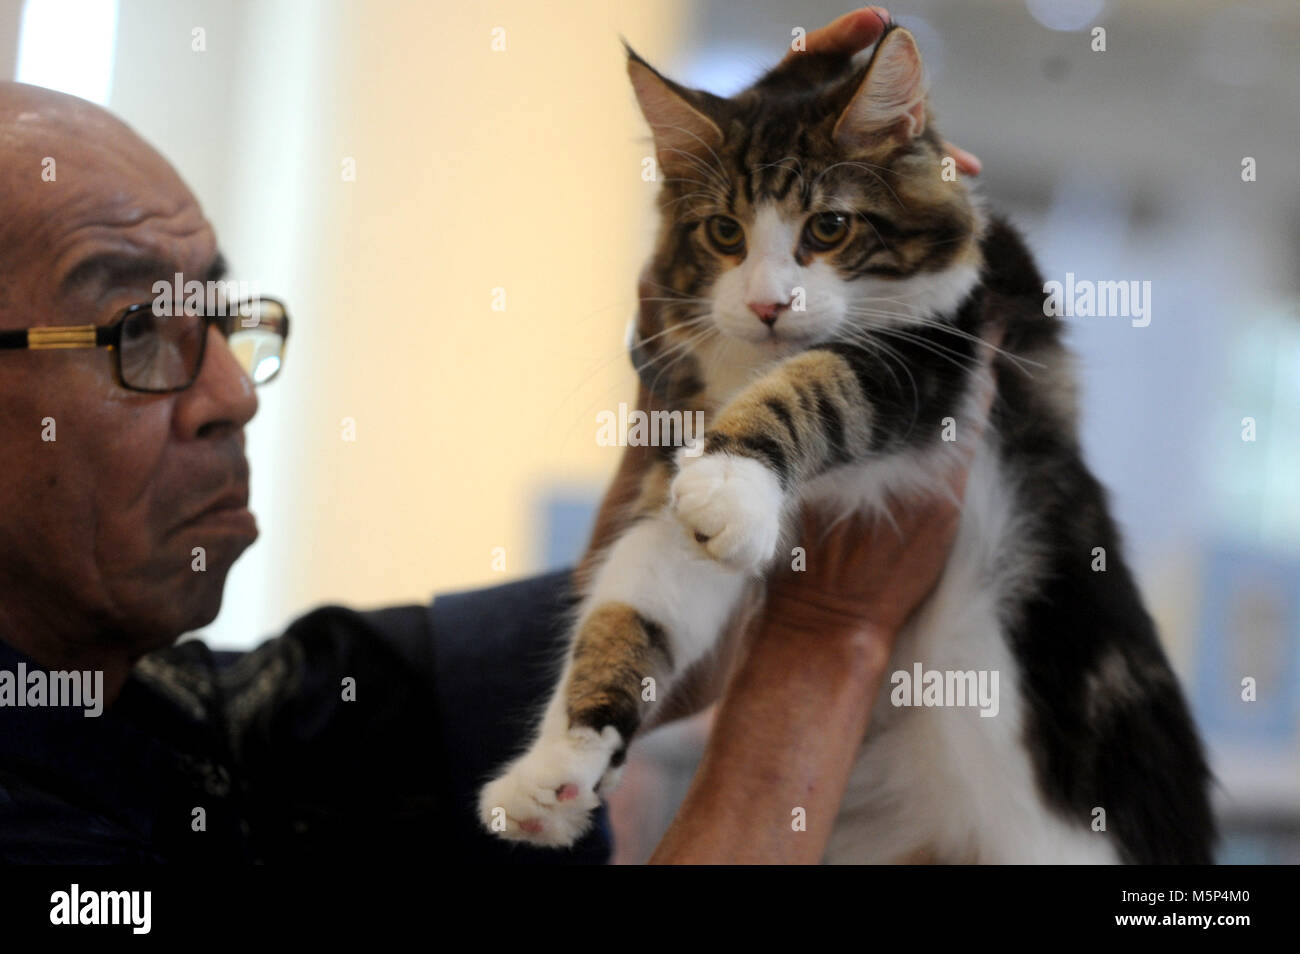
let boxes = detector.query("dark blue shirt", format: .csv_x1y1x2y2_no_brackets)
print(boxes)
0,570,611,864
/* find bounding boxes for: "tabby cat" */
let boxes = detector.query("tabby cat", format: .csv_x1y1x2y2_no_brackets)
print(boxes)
477,24,1213,863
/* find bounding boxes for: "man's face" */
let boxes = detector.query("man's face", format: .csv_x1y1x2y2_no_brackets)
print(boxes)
0,85,259,653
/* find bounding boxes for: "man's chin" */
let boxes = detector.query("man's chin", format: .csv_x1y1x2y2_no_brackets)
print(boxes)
124,556,243,652
166,527,256,578
180,557,242,632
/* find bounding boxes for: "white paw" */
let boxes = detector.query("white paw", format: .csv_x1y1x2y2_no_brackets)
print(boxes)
670,452,784,574
477,725,624,847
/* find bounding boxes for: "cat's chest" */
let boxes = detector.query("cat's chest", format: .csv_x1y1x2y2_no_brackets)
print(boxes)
694,339,792,412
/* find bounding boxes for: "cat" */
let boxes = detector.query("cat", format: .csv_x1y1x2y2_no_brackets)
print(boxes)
477,23,1214,863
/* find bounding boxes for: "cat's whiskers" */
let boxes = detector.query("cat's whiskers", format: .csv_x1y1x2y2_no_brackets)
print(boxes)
666,203,719,227
841,308,988,371
868,325,990,378
640,277,691,293
701,332,732,390
644,324,719,397
843,304,1041,375
540,303,712,448
659,180,728,211
833,325,921,416
856,215,893,254
659,183,724,203
633,313,713,351
634,314,714,372
848,283,963,308
652,125,730,187
750,155,807,194
637,298,712,312
887,313,1043,375
654,142,730,214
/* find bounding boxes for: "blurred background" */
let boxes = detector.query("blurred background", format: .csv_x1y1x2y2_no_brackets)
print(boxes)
2,0,1296,863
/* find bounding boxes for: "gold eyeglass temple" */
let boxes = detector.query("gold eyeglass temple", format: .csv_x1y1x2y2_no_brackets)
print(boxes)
27,326,97,350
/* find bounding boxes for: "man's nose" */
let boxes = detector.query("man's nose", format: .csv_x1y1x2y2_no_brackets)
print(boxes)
173,325,259,439
748,300,789,328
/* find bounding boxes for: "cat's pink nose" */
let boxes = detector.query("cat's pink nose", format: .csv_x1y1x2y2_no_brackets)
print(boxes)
748,300,787,327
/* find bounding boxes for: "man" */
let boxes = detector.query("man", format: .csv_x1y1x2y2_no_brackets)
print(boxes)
0,8,982,864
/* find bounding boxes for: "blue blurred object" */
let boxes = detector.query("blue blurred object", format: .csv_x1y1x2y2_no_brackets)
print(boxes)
538,489,600,571
1193,543,1300,743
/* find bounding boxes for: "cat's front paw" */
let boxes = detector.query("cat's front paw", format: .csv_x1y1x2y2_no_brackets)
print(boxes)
670,452,784,574
477,725,623,847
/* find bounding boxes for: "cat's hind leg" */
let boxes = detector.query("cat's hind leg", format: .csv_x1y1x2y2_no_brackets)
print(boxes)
477,509,748,846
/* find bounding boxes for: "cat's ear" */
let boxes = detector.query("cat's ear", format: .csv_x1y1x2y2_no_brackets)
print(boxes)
832,26,927,153
625,44,724,178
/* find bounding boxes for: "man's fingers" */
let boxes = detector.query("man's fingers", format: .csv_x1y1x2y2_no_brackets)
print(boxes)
942,141,983,177
782,6,889,64
780,11,984,179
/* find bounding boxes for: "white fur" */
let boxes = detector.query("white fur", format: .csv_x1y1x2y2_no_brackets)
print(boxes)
585,510,752,659
862,262,982,324
710,206,841,347
476,721,621,846
478,510,750,844
820,442,1119,863
482,202,1114,860
671,451,785,574
482,408,1115,860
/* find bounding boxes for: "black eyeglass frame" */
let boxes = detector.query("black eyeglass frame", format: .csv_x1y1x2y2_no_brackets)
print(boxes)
0,296,290,394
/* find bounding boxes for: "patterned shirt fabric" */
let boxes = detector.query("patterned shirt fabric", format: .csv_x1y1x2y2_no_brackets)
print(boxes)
0,570,611,864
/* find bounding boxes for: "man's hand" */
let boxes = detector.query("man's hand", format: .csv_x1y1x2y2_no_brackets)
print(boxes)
648,475,990,863
764,453,984,646
649,344,999,864
783,6,981,176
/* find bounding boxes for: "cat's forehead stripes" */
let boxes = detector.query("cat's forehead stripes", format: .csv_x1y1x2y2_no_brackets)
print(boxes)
698,118,977,281
631,25,981,398
705,119,922,229
726,118,816,210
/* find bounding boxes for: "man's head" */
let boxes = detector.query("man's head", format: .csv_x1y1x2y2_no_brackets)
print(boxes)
0,82,258,667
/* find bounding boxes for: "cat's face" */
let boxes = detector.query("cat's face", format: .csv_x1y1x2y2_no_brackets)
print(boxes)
628,26,982,400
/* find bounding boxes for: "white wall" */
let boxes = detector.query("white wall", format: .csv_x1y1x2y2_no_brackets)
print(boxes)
6,0,685,648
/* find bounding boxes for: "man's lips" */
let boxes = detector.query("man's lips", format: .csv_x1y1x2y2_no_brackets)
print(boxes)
182,486,257,536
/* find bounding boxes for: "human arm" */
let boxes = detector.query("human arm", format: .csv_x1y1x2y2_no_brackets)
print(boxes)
647,480,975,864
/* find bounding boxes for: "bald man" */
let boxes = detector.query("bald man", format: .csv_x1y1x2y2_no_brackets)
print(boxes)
0,79,626,863
0,8,986,865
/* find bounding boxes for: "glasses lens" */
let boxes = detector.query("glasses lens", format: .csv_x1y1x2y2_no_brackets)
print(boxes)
119,309,205,391
228,298,287,385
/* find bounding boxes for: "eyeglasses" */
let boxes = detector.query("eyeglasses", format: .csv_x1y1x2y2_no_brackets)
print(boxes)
0,297,290,394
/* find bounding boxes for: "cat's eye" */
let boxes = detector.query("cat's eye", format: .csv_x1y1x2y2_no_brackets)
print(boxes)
705,215,745,254
804,212,850,250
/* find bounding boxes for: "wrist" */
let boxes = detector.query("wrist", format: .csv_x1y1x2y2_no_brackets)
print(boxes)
763,586,898,646
756,605,897,678
666,604,895,864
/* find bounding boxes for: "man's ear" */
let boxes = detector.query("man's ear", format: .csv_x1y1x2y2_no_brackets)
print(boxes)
625,43,724,179
832,26,927,153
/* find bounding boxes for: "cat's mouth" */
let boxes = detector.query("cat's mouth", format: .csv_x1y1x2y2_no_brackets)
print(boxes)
750,327,823,350
712,310,830,350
